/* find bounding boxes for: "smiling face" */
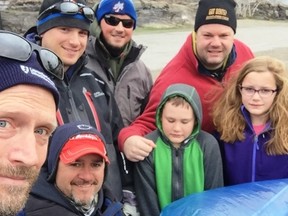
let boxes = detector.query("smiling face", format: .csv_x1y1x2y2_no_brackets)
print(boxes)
41,27,89,71
100,14,133,49
0,84,57,215
55,154,105,207
195,24,234,70
240,71,277,125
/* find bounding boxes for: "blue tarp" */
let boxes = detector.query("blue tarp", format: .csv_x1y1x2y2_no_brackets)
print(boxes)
160,178,288,216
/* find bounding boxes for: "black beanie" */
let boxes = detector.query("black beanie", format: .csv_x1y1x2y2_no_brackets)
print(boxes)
194,0,237,33
37,0,91,35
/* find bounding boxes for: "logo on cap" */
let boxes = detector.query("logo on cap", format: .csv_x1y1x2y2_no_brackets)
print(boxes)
206,8,229,21
64,0,77,3
113,1,124,13
77,124,93,130
20,65,56,87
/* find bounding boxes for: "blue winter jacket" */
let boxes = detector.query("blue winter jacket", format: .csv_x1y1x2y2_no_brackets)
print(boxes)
219,106,288,186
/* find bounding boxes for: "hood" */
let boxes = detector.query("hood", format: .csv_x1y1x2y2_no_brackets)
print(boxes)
24,26,41,45
47,121,107,183
156,83,203,141
30,167,105,213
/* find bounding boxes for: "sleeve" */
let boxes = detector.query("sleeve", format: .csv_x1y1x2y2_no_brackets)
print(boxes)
199,131,224,190
118,74,170,151
139,63,153,114
103,80,124,145
134,154,160,216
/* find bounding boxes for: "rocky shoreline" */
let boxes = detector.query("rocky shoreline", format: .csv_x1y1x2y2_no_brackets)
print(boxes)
0,0,287,34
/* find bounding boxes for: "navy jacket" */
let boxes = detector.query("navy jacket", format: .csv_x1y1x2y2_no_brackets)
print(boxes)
24,166,123,216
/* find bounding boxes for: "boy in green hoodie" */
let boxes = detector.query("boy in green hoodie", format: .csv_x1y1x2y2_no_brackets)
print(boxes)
134,83,223,216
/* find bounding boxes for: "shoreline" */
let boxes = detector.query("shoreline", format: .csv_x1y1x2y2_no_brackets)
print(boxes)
134,19,288,79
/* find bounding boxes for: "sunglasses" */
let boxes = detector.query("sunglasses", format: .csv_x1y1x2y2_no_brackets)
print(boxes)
38,2,95,23
104,15,134,29
0,30,64,80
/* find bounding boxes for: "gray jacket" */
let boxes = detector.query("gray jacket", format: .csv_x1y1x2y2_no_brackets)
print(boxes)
134,84,223,216
86,36,153,126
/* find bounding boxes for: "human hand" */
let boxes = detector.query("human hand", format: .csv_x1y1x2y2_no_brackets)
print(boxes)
123,135,156,162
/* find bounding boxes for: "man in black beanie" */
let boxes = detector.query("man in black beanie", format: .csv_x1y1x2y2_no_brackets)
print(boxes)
0,30,60,216
194,0,237,33
24,0,125,204
118,0,254,175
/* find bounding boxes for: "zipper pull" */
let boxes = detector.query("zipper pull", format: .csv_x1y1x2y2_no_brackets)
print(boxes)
127,85,130,99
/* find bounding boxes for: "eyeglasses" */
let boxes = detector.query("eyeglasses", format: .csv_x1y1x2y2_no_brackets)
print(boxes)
0,30,64,80
239,86,277,98
38,2,95,23
104,15,134,29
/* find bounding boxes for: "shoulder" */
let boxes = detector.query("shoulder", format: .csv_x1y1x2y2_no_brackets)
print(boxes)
125,42,151,73
234,39,254,54
197,131,219,148
25,194,68,216
81,66,107,86
145,130,160,143
86,36,97,56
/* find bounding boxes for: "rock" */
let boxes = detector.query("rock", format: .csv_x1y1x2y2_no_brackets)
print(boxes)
0,0,287,34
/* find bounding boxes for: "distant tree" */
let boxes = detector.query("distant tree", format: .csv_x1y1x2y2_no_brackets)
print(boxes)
236,0,275,17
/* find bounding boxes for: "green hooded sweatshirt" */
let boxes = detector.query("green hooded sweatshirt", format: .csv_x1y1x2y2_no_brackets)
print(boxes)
134,83,223,216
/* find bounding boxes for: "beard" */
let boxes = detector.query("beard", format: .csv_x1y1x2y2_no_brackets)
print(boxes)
70,179,99,208
0,162,39,216
72,194,95,208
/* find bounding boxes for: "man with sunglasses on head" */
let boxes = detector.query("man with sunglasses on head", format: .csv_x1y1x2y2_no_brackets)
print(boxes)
24,0,125,206
85,1,153,215
0,30,60,216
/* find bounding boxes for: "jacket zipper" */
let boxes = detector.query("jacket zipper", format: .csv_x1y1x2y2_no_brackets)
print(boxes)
68,88,82,121
252,135,259,182
82,87,101,132
174,148,181,200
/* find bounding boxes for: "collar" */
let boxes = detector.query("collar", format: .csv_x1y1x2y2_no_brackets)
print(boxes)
65,55,88,80
192,31,237,81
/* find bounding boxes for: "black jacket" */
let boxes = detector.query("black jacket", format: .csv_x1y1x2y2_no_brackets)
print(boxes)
24,27,125,200
25,167,123,216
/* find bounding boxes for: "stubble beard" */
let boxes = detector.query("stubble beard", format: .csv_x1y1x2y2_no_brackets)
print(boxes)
0,162,39,216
